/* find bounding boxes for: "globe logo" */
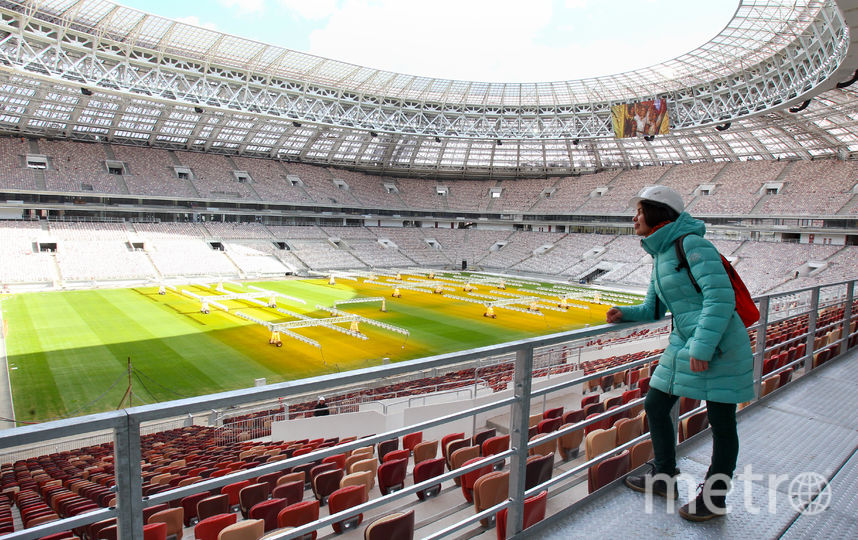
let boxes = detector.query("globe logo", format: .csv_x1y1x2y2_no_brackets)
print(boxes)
788,472,831,515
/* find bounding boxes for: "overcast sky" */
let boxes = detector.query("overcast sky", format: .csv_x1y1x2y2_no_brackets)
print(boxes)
115,0,738,82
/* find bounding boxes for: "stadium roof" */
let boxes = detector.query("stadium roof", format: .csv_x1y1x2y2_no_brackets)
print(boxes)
0,0,857,176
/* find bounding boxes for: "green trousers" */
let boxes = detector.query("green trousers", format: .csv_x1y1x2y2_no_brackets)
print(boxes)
645,387,739,481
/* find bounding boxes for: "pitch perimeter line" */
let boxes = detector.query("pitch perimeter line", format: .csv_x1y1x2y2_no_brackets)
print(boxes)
0,297,15,430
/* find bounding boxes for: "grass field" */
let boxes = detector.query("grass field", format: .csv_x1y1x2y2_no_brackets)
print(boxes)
2,273,631,423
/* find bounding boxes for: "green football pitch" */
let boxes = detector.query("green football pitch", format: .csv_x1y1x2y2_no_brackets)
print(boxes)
1,275,633,423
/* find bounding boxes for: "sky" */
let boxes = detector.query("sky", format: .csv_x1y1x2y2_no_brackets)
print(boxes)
114,0,739,82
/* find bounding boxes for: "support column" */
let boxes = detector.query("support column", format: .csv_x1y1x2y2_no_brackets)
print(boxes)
114,414,144,539
805,287,820,373
505,346,534,538
753,295,769,399
839,281,853,355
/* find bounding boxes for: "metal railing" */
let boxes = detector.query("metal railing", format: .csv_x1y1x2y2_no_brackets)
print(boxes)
0,279,855,539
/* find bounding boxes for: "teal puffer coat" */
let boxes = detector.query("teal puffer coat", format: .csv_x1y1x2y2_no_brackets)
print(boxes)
617,212,754,403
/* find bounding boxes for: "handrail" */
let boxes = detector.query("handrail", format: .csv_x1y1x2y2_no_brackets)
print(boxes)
0,278,855,539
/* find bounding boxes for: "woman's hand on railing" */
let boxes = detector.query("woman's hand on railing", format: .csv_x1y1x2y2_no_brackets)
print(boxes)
606,308,623,323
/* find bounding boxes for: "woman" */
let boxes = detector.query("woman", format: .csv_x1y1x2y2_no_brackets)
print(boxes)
605,185,754,522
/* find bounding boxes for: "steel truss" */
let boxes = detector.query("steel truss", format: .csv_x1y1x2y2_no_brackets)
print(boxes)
0,1,854,176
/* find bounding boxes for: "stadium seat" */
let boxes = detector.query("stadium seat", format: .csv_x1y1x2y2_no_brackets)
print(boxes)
277,500,319,540
249,498,289,532
413,457,445,500
349,458,378,489
238,483,270,519
581,394,599,408
589,450,630,493
528,433,556,457
255,471,283,492
377,458,408,495
449,446,480,486
309,462,337,484
496,490,547,540
143,522,167,540
221,480,251,510
525,452,553,490
382,449,410,464
180,491,210,526
271,481,303,506
96,525,119,540
340,470,373,499
481,434,510,470
460,457,493,503
312,469,343,505
537,417,562,434
562,408,586,425
217,518,264,540
604,396,623,410
473,470,509,527
328,485,367,534
543,407,563,420
679,410,709,442
614,417,642,445
584,402,605,417
277,471,305,487
558,423,584,461
679,397,700,415
376,439,399,464
402,432,423,455
197,494,230,522
472,429,496,450
629,439,654,469
146,507,183,540
194,513,237,540
321,454,346,471
364,509,415,540
444,439,471,472
142,503,169,525
441,433,465,462
412,440,438,465
585,427,617,461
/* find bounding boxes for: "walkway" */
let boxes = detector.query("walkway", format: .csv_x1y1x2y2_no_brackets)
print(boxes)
530,346,858,539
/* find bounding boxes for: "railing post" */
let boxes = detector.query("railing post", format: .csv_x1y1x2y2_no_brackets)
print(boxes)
506,345,534,538
840,280,854,355
805,287,820,372
114,414,144,540
753,295,769,399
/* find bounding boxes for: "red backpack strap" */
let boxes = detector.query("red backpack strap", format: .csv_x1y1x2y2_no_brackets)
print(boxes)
673,233,701,293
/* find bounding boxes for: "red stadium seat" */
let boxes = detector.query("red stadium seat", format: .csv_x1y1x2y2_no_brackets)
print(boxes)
459,457,493,503
413,457,445,500
402,432,423,454
272,480,304,506
328,485,367,534
277,500,319,540
248,498,288,532
496,490,547,540
377,458,408,495
193,513,236,540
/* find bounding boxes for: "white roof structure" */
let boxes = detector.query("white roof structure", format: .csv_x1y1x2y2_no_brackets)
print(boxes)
0,0,857,176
